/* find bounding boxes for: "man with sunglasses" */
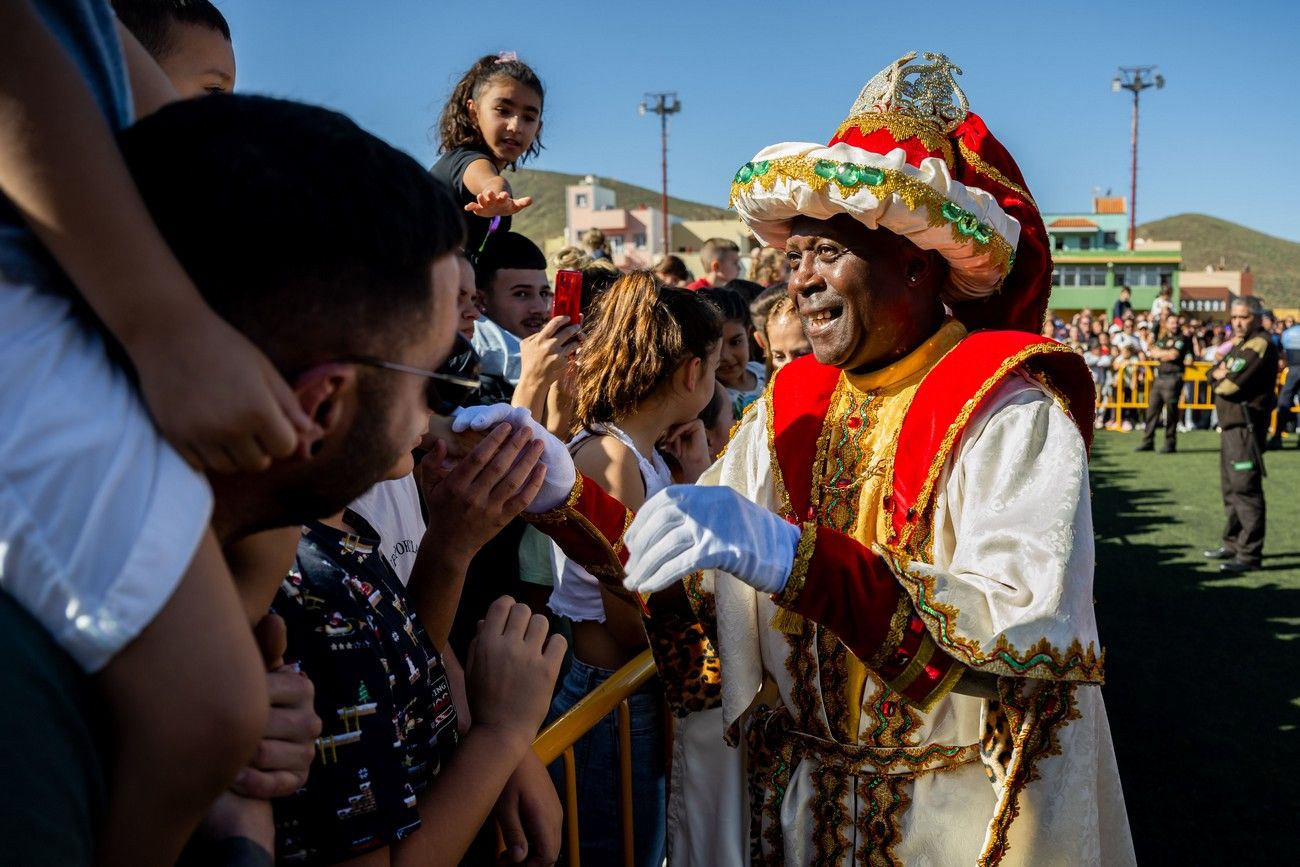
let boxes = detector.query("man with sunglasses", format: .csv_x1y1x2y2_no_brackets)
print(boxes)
1,91,564,867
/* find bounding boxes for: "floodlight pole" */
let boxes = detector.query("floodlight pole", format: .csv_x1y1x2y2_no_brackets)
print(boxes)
1112,66,1164,251
641,92,681,256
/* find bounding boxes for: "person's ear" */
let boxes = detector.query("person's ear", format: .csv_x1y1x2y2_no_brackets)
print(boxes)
291,363,359,460
753,329,769,352
903,247,939,287
465,97,478,120
680,355,703,394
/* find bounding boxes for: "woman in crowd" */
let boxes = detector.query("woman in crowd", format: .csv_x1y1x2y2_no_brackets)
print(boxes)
547,271,722,867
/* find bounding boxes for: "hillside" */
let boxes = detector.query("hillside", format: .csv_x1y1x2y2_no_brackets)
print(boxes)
1137,213,1300,308
505,168,732,247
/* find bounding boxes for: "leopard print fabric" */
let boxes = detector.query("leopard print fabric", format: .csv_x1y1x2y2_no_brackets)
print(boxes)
643,612,722,717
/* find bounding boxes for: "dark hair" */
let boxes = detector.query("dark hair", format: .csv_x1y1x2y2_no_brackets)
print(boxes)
576,271,722,427
698,287,753,330
474,231,547,292
652,254,690,283
120,94,465,371
579,264,620,313
721,278,766,305
438,54,545,165
111,0,230,59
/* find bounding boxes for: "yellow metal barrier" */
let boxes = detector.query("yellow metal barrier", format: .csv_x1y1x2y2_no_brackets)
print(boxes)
1097,361,1294,429
529,650,658,867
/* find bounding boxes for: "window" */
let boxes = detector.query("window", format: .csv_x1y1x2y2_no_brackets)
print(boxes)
1119,265,1162,287
575,194,588,208
1053,236,1065,251
1079,236,1092,250
1052,265,1108,287
1103,231,1118,248
633,232,646,248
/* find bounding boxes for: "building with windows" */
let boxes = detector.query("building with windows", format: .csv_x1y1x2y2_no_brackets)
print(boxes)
564,176,674,268
1044,196,1181,318
562,177,754,276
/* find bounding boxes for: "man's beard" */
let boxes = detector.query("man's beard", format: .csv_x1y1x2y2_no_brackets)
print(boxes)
277,374,409,524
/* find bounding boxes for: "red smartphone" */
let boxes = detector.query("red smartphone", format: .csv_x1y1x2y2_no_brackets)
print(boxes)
553,269,583,325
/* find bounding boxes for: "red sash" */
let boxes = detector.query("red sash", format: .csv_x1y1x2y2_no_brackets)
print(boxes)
770,332,1094,540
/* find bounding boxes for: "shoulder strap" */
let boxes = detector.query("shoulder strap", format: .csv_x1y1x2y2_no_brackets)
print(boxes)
887,331,1094,546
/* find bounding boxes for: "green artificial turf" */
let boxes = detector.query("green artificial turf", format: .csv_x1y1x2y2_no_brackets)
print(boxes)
1088,428,1299,862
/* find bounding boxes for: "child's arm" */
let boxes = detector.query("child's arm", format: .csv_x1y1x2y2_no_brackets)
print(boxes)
114,19,178,120
461,158,533,218
407,424,546,647
0,1,311,472
360,598,564,867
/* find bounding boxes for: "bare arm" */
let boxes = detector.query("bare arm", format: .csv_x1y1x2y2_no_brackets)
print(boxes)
407,427,545,647
575,437,651,649
114,19,177,119
0,2,309,471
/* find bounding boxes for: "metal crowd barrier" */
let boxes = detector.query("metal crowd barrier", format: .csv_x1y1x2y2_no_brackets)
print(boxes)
1097,361,1294,429
528,649,657,867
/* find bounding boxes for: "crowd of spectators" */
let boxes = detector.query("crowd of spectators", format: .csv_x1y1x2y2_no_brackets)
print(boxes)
1042,288,1296,434
0,4,820,866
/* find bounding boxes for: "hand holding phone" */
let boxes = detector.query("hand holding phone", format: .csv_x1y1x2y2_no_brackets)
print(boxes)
552,269,583,325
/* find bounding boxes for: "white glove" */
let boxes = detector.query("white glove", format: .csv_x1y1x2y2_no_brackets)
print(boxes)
623,486,803,595
451,405,576,513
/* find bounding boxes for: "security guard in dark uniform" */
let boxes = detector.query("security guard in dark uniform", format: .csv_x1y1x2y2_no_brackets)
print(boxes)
1204,300,1280,573
1136,312,1192,453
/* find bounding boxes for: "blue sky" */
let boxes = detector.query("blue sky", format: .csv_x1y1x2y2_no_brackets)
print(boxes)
220,0,1299,242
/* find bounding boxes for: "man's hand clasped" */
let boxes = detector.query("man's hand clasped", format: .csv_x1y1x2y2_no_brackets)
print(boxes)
452,404,576,512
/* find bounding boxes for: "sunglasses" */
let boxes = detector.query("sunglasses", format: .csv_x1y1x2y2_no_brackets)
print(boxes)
337,356,480,416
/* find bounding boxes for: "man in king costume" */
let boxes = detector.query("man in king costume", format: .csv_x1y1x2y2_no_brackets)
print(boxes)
460,50,1135,866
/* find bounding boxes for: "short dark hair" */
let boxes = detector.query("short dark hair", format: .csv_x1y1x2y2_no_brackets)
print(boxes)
119,94,465,371
111,0,231,60
698,286,752,330
474,232,546,292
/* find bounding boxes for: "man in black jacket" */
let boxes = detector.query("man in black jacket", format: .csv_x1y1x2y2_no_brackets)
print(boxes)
1205,299,1280,573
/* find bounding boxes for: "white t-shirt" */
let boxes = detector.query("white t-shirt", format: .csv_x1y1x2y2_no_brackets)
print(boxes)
349,475,426,585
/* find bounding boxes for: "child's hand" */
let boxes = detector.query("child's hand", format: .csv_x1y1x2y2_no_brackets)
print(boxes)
130,309,314,472
465,189,534,218
466,597,565,749
415,422,547,558
660,419,713,483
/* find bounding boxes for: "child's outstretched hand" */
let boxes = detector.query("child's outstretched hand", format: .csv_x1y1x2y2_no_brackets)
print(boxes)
130,307,314,473
465,189,533,218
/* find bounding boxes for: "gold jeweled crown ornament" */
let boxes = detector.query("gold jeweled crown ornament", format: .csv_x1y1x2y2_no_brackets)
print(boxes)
849,51,969,133
729,51,1054,333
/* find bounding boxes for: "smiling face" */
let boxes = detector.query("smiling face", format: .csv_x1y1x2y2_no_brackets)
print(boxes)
785,215,944,372
714,319,751,389
467,78,542,166
765,310,812,372
483,267,552,338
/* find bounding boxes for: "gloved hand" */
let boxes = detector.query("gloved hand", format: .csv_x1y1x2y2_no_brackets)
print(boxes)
623,486,803,595
452,405,576,513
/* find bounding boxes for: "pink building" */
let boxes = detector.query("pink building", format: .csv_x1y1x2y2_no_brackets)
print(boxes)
564,177,673,269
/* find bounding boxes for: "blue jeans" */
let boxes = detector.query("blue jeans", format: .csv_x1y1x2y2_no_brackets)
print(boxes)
546,657,665,867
